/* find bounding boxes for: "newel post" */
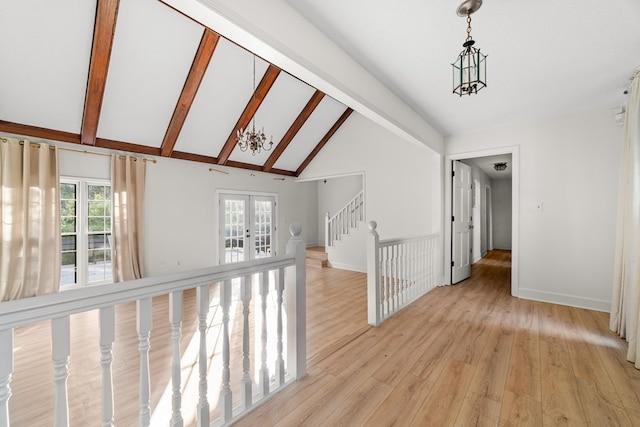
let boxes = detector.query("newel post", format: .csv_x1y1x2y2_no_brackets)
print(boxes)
286,223,306,379
367,221,381,326
324,212,330,251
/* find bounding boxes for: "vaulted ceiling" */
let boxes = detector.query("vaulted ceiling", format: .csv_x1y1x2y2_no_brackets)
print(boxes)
0,0,353,176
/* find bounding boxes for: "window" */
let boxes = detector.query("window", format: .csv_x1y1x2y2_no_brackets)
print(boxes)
60,178,112,288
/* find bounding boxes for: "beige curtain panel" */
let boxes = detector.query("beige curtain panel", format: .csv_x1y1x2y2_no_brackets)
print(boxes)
611,67,640,368
112,154,146,282
0,137,60,301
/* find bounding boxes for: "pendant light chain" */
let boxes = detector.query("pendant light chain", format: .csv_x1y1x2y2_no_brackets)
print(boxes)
466,14,473,42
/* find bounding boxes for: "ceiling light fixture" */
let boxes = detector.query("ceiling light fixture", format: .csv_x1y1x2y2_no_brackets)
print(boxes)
452,0,487,96
494,162,507,171
236,55,273,155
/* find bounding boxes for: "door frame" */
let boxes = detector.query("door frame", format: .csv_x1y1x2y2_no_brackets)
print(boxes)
216,189,278,265
443,146,519,297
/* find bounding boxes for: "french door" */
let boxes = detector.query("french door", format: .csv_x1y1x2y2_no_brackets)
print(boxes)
220,194,276,264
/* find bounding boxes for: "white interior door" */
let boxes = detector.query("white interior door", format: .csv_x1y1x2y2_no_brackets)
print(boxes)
452,161,472,283
220,194,275,264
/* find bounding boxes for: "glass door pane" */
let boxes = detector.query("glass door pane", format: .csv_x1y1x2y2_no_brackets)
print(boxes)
253,198,273,259
220,194,275,264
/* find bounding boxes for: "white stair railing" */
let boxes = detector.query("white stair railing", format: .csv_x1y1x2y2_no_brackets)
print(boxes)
325,190,364,248
367,221,439,326
0,225,306,427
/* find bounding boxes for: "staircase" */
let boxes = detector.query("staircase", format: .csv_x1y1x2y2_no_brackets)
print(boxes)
325,190,364,248
306,246,329,268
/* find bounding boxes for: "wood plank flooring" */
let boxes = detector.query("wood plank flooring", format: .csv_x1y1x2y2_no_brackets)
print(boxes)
237,250,640,427
8,250,640,426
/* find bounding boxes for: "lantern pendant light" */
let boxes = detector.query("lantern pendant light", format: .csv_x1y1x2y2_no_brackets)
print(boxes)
452,0,487,96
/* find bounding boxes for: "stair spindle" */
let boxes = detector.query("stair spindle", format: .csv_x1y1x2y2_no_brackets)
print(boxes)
169,291,184,427
196,285,210,427
52,316,70,427
259,271,270,396
275,269,285,386
99,307,115,427
220,279,232,422
0,329,12,427
137,298,152,427
241,274,253,408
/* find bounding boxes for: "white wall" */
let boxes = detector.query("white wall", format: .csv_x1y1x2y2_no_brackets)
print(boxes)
317,174,363,246
301,111,442,273
57,147,319,278
446,107,623,311
491,179,512,250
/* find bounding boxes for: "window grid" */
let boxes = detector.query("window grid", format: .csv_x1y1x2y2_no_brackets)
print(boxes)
60,178,112,288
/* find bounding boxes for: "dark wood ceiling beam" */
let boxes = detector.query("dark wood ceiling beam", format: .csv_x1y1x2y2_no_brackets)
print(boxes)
81,0,120,146
0,120,81,144
95,138,161,156
160,29,220,157
0,120,299,176
296,108,353,176
217,64,281,165
263,90,324,172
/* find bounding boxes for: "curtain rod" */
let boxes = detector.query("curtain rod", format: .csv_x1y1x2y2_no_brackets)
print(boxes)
1,138,157,163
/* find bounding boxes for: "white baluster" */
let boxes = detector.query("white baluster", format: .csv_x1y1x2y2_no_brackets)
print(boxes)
52,316,70,427
241,274,252,408
259,271,270,396
196,285,210,427
99,307,115,427
286,223,307,380
275,269,285,386
170,291,184,427
0,329,13,427
220,279,232,422
367,221,381,326
383,246,390,318
137,298,152,427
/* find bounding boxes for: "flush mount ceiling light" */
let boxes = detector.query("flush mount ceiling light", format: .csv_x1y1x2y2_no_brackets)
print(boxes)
494,162,507,171
236,55,274,155
452,0,487,96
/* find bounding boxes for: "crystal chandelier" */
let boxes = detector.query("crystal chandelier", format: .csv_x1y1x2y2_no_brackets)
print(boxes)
452,0,487,96
236,55,273,155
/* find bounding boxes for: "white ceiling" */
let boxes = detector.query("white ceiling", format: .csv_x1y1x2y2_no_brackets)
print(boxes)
464,154,512,180
0,0,352,176
286,0,640,136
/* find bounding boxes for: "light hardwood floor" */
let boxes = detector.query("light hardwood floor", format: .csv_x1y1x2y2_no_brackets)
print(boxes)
8,251,640,426
237,250,640,427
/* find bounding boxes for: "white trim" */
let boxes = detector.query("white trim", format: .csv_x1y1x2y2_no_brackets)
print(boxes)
518,288,611,313
327,262,367,273
444,146,520,297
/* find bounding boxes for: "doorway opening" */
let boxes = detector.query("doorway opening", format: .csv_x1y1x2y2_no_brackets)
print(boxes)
444,147,519,296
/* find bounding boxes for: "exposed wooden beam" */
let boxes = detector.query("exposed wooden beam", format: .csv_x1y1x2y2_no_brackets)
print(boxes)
217,64,281,165
0,121,298,176
95,138,161,156
226,160,296,177
263,90,324,172
0,120,80,144
296,108,353,177
160,29,220,157
81,0,120,146
171,150,218,164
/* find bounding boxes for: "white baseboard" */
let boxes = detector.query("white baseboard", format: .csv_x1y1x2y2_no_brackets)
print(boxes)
328,262,367,273
518,288,611,313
